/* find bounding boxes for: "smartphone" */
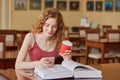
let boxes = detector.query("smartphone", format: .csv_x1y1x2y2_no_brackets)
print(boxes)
46,57,55,64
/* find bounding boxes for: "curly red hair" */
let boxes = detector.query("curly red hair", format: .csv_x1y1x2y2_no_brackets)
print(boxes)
31,8,65,52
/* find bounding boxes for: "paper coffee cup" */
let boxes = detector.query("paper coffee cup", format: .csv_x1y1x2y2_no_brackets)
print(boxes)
60,40,73,55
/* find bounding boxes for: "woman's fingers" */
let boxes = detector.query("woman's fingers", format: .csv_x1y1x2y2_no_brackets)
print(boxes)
40,57,54,68
65,50,71,53
62,53,72,60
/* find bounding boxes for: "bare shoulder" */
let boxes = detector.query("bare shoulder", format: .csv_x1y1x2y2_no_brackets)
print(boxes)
25,33,34,39
23,33,34,44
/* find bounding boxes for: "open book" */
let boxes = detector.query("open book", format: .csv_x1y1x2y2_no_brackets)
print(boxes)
34,60,102,79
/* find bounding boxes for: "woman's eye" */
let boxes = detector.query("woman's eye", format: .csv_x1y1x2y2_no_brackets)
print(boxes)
52,25,57,28
44,24,49,27
44,23,57,28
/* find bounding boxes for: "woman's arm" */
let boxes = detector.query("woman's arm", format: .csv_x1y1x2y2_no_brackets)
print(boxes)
15,33,54,69
15,33,41,69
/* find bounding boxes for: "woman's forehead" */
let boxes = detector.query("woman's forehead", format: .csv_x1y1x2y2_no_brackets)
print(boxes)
45,18,57,24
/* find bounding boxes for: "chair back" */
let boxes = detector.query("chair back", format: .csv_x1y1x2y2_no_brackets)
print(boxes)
16,30,29,41
0,30,17,43
106,29,120,42
102,25,112,37
86,29,100,41
78,27,90,38
0,35,6,58
63,27,69,40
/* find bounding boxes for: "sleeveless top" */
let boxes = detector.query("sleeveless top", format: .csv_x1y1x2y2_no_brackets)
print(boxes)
28,34,58,61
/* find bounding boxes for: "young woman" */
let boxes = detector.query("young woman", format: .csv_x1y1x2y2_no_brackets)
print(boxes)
15,8,71,69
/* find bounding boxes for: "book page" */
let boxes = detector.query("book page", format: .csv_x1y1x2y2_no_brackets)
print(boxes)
34,64,73,79
61,60,82,71
61,60,102,79
61,60,94,71
37,65,70,74
74,66,93,71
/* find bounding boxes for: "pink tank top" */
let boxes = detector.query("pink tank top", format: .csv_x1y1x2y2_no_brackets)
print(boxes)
28,34,58,61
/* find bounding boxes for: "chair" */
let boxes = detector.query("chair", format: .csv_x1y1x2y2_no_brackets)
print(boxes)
0,35,16,69
106,29,120,63
86,29,100,64
68,27,80,52
69,27,91,62
102,25,112,37
86,29,115,64
0,30,17,51
0,35,6,59
106,29,120,42
70,37,81,52
0,30,18,61
70,27,89,52
78,27,90,50
0,30,17,43
16,30,29,41
86,29,100,41
63,27,69,40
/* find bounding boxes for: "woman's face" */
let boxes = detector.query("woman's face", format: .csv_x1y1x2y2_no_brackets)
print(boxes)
43,18,58,37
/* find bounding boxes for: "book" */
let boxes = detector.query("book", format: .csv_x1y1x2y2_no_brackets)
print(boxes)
34,60,102,79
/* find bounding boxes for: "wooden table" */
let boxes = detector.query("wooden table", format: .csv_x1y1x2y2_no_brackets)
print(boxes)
85,39,120,64
91,63,120,80
0,63,120,80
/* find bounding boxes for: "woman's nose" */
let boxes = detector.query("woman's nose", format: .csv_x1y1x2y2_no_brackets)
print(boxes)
48,26,53,32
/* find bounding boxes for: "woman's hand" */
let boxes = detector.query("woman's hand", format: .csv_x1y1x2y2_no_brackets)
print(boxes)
61,50,72,60
39,57,54,68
